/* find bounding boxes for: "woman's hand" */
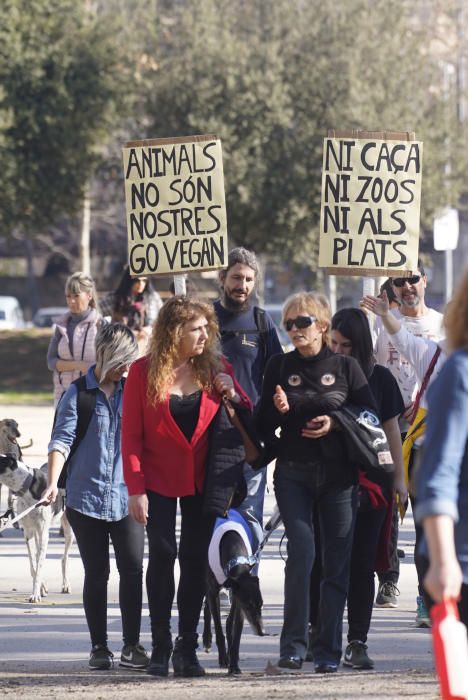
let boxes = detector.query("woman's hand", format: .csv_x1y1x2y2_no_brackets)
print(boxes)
394,475,409,508
214,372,239,402
41,484,59,505
361,292,390,317
273,385,289,414
424,558,463,603
302,415,335,438
128,494,149,525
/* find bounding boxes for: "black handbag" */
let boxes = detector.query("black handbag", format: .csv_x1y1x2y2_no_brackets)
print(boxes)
223,397,277,470
331,404,394,489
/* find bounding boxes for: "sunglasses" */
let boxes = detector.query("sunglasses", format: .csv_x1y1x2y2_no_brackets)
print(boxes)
392,274,421,287
284,315,317,331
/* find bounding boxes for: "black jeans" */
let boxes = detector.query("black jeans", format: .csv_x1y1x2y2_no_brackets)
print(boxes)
66,507,145,648
274,460,357,664
347,503,387,642
145,490,214,643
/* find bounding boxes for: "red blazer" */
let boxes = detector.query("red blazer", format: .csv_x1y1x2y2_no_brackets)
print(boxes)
122,356,250,497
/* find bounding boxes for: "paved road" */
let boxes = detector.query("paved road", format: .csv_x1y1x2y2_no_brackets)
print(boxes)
0,404,439,699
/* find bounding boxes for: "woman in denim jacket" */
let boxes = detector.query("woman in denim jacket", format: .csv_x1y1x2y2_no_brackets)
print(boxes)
414,268,468,624
43,324,148,671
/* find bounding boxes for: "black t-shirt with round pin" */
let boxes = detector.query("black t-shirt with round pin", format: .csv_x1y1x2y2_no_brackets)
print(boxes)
257,345,377,482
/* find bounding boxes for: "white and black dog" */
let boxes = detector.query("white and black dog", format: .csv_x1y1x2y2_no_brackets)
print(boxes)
0,454,73,603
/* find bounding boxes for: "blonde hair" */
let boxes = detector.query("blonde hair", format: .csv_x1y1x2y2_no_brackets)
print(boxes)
444,267,468,351
95,323,138,383
65,271,99,311
282,291,332,345
146,295,222,403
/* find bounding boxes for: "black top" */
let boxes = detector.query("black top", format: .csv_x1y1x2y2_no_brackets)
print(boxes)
214,300,283,405
169,390,202,442
369,364,405,424
257,345,377,480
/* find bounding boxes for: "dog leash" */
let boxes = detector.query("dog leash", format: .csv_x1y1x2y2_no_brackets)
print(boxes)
0,499,48,533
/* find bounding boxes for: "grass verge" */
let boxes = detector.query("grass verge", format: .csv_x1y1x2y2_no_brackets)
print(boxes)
0,329,53,399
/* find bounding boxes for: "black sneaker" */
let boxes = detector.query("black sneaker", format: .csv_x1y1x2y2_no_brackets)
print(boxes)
343,641,374,670
375,582,400,608
172,636,206,678
120,643,149,669
315,662,337,673
277,656,303,670
147,644,173,677
89,644,114,670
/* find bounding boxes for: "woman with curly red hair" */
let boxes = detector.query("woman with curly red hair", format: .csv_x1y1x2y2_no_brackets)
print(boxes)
122,295,250,679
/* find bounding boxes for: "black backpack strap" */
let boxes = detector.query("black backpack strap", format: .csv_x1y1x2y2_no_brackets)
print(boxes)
56,376,98,488
253,306,268,365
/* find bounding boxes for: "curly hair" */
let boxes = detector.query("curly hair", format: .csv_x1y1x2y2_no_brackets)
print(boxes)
444,267,468,351
146,295,222,403
282,291,332,345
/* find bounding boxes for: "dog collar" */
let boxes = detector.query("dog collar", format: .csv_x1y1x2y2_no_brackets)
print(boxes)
223,555,257,579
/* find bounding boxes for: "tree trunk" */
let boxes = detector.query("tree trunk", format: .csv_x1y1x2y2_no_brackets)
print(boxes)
80,185,91,275
25,237,41,317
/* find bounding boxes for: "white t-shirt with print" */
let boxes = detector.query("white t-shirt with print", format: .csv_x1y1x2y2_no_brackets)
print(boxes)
374,307,444,430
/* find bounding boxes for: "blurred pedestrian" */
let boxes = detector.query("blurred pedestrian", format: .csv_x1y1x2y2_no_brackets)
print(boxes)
43,323,147,671
415,268,468,622
100,265,163,353
122,295,251,678
47,271,102,407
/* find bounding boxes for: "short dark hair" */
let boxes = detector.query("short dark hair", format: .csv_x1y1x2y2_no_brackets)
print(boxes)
331,307,375,378
379,278,399,305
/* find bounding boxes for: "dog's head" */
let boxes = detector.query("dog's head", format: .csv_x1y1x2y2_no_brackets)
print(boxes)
0,419,21,457
230,572,265,636
0,453,19,477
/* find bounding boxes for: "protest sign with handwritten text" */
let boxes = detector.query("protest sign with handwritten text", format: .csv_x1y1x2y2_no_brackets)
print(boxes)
123,134,228,276
319,132,423,276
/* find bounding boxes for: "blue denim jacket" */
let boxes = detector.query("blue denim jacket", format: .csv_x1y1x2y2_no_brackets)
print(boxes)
48,366,128,521
415,350,468,581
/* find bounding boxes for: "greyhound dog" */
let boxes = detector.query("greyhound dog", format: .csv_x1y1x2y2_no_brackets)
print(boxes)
0,454,73,603
0,418,22,522
205,510,265,674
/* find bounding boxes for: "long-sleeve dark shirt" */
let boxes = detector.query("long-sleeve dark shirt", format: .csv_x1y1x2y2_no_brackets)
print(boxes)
257,345,377,485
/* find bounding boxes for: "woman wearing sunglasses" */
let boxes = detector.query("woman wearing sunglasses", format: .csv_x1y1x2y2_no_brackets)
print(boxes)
257,292,376,673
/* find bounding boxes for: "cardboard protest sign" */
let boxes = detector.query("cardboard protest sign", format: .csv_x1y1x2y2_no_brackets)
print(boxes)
319,130,423,276
122,134,228,276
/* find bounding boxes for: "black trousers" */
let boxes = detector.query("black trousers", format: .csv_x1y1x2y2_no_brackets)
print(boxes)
309,500,388,643
66,507,145,648
145,490,214,643
347,504,387,642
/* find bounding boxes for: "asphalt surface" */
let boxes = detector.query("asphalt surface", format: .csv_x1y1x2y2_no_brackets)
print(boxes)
0,403,439,699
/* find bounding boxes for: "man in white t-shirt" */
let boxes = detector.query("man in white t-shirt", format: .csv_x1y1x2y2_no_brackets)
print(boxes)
373,260,443,612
